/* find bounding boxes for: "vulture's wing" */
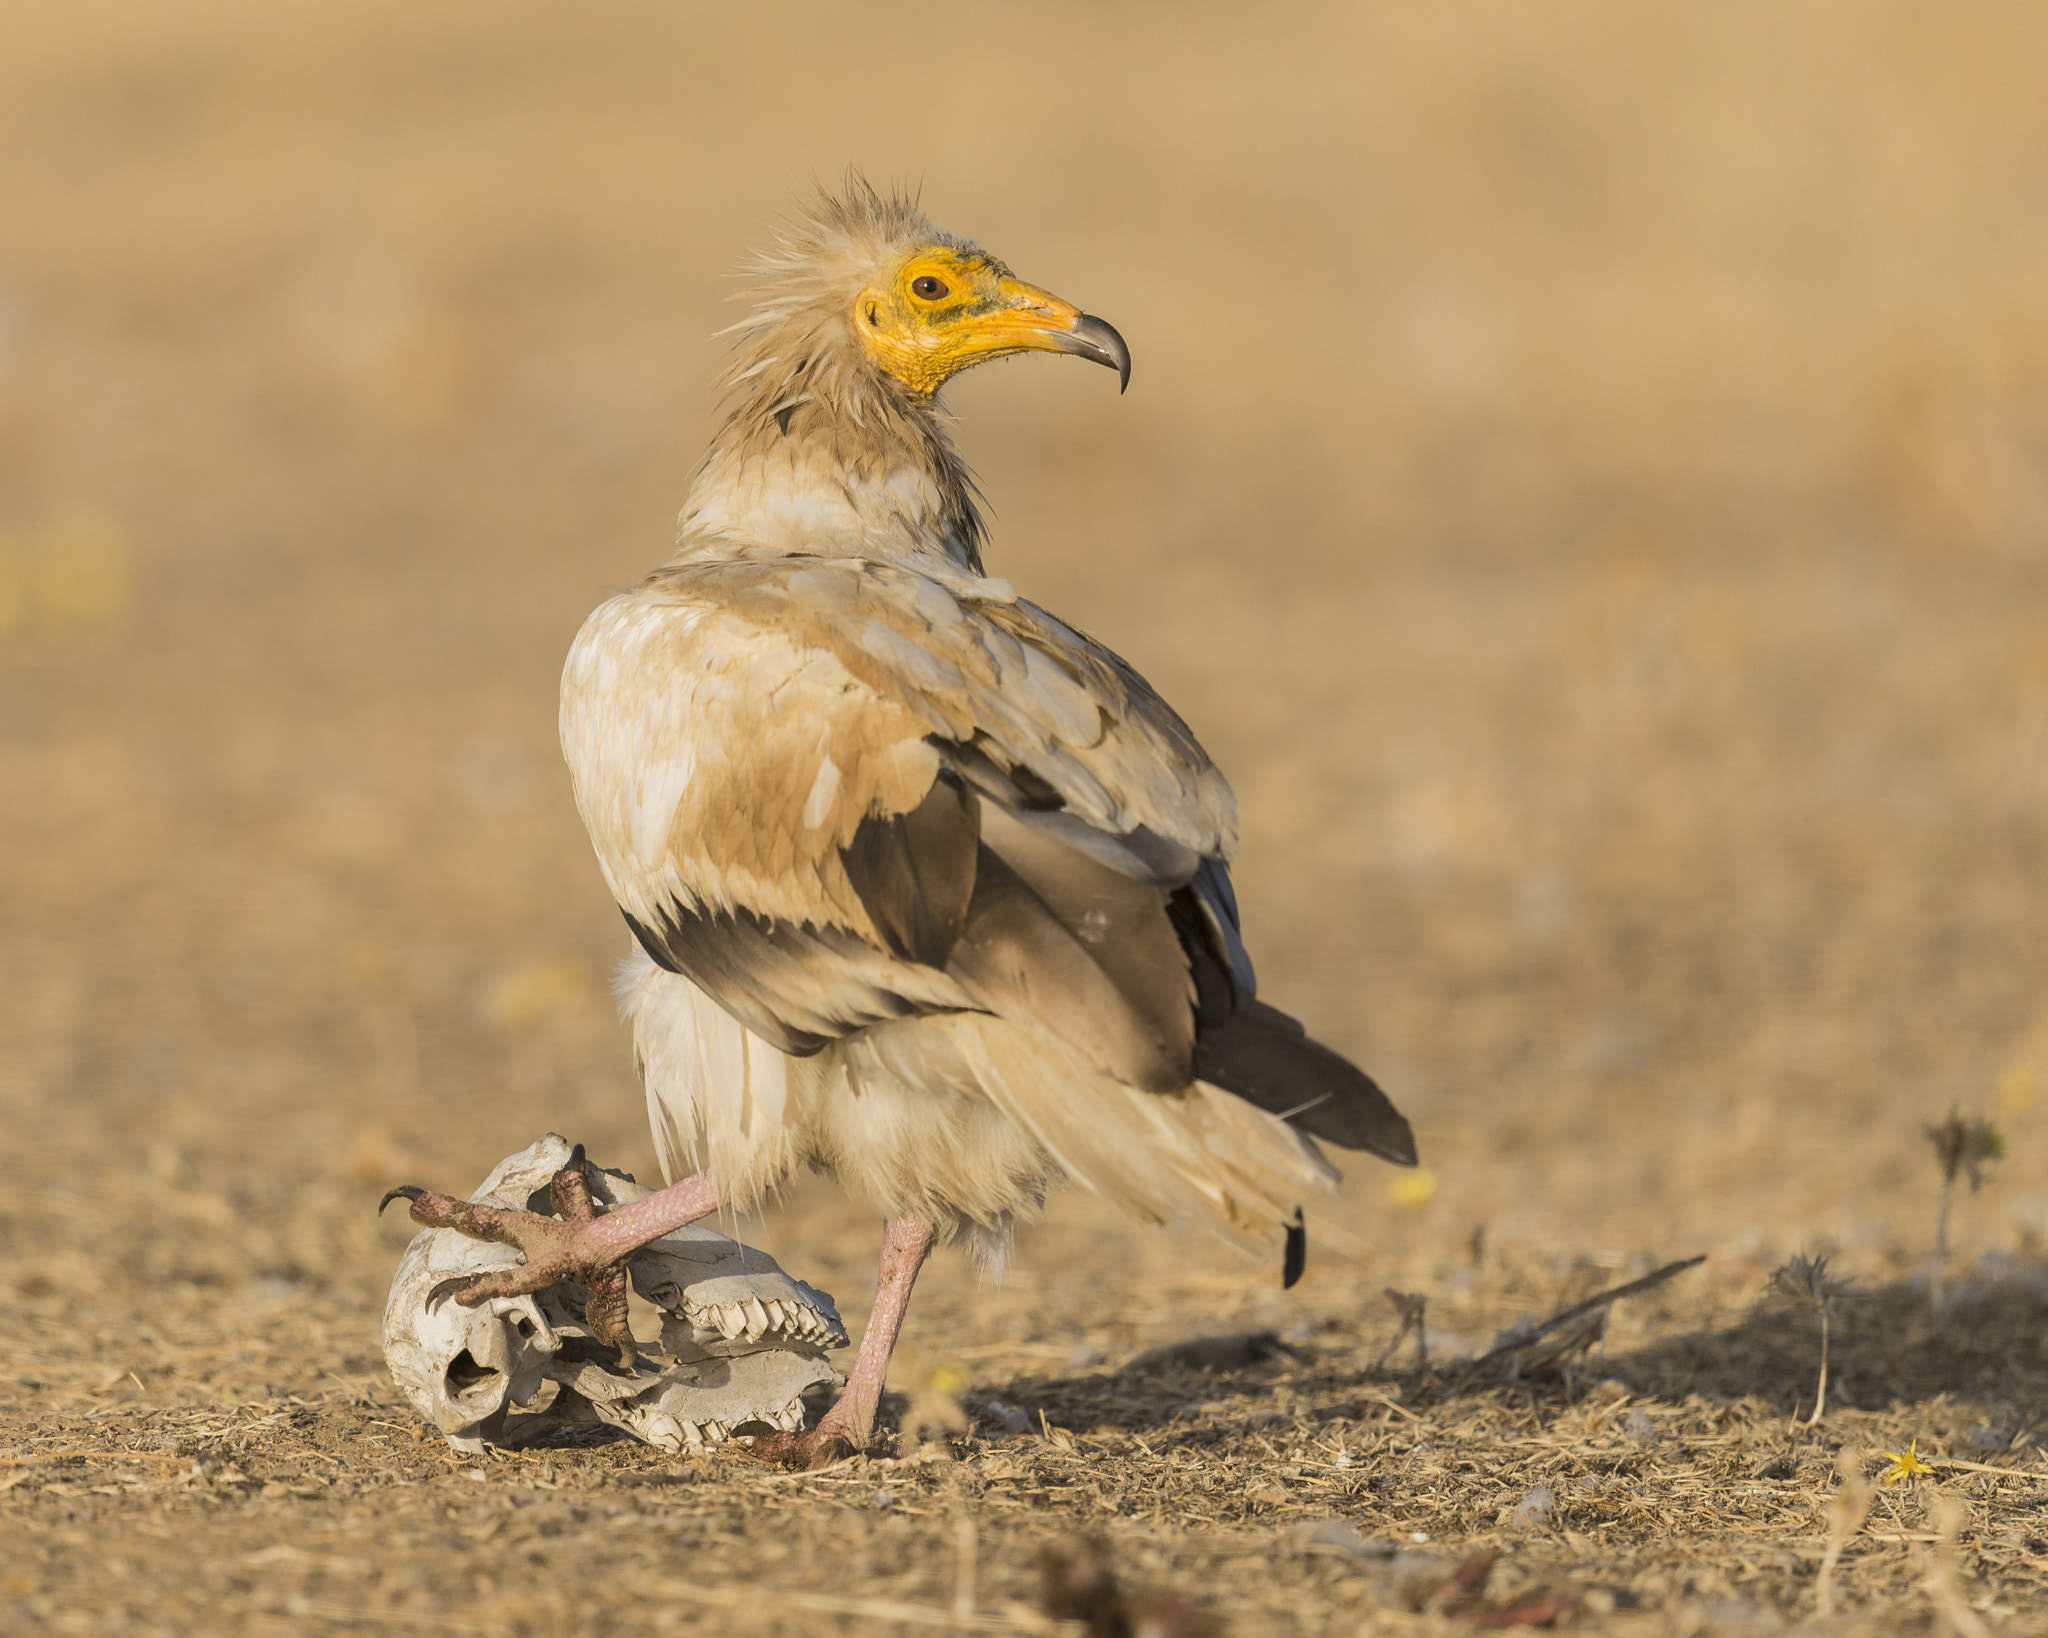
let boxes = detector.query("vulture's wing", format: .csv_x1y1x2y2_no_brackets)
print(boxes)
562,557,1411,1162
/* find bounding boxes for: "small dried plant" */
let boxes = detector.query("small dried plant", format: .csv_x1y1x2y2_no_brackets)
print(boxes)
1766,1252,1852,1426
1376,1288,1430,1371
1925,1108,2003,1315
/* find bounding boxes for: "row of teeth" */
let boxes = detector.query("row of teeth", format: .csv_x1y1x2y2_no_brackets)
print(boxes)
680,1295,836,1345
663,1398,806,1449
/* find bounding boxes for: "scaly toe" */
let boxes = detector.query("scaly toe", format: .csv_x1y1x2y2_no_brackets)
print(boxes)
389,1169,639,1360
549,1145,599,1223
744,1430,856,1471
577,1258,635,1351
379,1184,577,1259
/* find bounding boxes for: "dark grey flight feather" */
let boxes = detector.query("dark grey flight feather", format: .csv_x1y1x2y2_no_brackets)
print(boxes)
839,772,978,965
946,833,1193,1093
621,905,923,1056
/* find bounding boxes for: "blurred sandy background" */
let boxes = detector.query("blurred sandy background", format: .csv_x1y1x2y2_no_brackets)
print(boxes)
5,3,2048,1616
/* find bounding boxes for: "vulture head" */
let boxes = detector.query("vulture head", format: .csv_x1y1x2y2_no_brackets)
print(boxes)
683,177,1130,568
847,236,1129,398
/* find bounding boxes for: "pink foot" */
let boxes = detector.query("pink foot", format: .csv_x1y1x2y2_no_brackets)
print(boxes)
739,1215,936,1468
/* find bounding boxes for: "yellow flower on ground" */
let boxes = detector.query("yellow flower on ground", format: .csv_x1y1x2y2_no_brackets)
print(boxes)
485,957,587,1027
1879,1439,1934,1486
1389,1167,1438,1208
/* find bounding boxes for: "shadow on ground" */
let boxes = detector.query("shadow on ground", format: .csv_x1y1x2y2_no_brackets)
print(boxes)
996,1267,2048,1448
1598,1268,2048,1430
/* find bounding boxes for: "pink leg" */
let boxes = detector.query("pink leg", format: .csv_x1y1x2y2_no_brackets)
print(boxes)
538,1171,721,1264
380,1148,719,1359
751,1215,935,1468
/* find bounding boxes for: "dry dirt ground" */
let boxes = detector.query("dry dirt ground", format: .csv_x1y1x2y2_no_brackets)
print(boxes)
7,4,2048,1633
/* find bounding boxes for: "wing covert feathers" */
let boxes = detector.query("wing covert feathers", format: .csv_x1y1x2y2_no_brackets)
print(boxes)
562,557,1233,1082
560,557,1233,942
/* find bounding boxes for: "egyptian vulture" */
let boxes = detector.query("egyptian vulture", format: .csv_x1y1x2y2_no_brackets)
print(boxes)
388,181,1416,1466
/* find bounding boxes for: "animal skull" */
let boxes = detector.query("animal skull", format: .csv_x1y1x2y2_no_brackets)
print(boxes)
382,1134,845,1454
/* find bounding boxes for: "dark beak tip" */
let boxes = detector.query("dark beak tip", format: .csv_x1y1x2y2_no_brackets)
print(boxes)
1070,312,1131,395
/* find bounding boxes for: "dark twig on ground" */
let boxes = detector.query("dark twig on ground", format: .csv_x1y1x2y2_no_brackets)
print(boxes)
1461,1256,1706,1381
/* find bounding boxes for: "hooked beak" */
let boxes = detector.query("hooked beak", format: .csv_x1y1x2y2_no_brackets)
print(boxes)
964,278,1131,393
1049,312,1132,393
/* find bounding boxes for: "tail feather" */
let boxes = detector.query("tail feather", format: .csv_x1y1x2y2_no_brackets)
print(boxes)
1195,999,1418,1167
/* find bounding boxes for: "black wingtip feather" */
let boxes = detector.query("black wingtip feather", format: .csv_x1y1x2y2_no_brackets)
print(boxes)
1194,999,1418,1165
1282,1209,1306,1289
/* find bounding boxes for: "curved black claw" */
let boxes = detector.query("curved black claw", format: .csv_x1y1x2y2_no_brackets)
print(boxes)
425,1273,493,1309
379,1185,426,1216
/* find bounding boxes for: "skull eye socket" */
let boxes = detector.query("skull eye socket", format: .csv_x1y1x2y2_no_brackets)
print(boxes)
444,1349,501,1394
910,275,948,301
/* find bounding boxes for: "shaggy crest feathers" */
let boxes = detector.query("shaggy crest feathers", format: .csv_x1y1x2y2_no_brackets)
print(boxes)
681,175,990,568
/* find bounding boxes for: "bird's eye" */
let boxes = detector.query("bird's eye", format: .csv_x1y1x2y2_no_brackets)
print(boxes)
911,275,948,301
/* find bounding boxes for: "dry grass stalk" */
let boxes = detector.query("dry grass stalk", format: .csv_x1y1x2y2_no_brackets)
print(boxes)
1766,1253,1852,1426
954,1503,980,1627
1817,1446,1873,1618
1923,1492,1991,1638
1925,1109,2004,1315
647,1577,1080,1633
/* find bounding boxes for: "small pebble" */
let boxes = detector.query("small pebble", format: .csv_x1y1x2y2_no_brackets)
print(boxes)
969,1396,1033,1435
1290,1519,1396,1560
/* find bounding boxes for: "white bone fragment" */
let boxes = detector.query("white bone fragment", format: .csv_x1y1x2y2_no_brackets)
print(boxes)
382,1134,845,1455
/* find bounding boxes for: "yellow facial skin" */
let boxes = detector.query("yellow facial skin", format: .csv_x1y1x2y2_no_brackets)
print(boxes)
854,247,1121,397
